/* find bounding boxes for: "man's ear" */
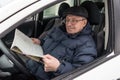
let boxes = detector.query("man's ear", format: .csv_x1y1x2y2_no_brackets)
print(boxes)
83,19,87,27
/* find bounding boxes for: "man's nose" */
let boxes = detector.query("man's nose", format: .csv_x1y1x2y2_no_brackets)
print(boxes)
66,21,73,26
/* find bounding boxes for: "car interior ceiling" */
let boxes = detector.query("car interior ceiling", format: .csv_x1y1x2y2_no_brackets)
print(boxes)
0,0,106,79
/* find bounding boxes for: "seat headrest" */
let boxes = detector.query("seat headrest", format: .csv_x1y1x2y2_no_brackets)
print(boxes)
95,2,104,11
81,1,100,25
58,2,70,17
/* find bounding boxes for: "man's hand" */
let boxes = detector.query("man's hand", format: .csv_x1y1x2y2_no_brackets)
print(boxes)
42,54,60,72
31,38,41,45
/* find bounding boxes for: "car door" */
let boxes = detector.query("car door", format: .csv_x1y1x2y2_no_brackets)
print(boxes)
1,0,120,80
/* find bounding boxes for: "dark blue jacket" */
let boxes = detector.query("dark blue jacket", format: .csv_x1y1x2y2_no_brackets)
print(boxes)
26,23,97,78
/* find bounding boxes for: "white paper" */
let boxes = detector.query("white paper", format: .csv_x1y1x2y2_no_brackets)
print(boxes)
11,29,43,57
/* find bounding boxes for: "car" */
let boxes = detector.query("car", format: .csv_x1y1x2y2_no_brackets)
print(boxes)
0,0,120,80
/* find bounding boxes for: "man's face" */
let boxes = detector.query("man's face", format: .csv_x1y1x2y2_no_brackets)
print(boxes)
65,14,87,34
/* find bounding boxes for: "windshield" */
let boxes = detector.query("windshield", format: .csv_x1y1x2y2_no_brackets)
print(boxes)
0,0,15,8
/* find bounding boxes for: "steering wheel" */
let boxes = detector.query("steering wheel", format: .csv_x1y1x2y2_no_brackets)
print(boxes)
0,39,35,80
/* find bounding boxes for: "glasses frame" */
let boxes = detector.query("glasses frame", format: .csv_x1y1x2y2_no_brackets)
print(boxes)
64,18,86,24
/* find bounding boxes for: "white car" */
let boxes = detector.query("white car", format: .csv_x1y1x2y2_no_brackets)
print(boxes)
0,0,120,80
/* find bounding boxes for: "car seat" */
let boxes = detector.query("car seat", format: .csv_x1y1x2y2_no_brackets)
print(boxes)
81,1,105,57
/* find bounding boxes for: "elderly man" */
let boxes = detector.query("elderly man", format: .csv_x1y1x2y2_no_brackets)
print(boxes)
26,6,97,80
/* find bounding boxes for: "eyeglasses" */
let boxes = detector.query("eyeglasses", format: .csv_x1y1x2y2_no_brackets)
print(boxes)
65,19,85,24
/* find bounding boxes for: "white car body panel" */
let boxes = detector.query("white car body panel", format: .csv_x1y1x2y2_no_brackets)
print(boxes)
74,52,120,80
0,0,37,21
